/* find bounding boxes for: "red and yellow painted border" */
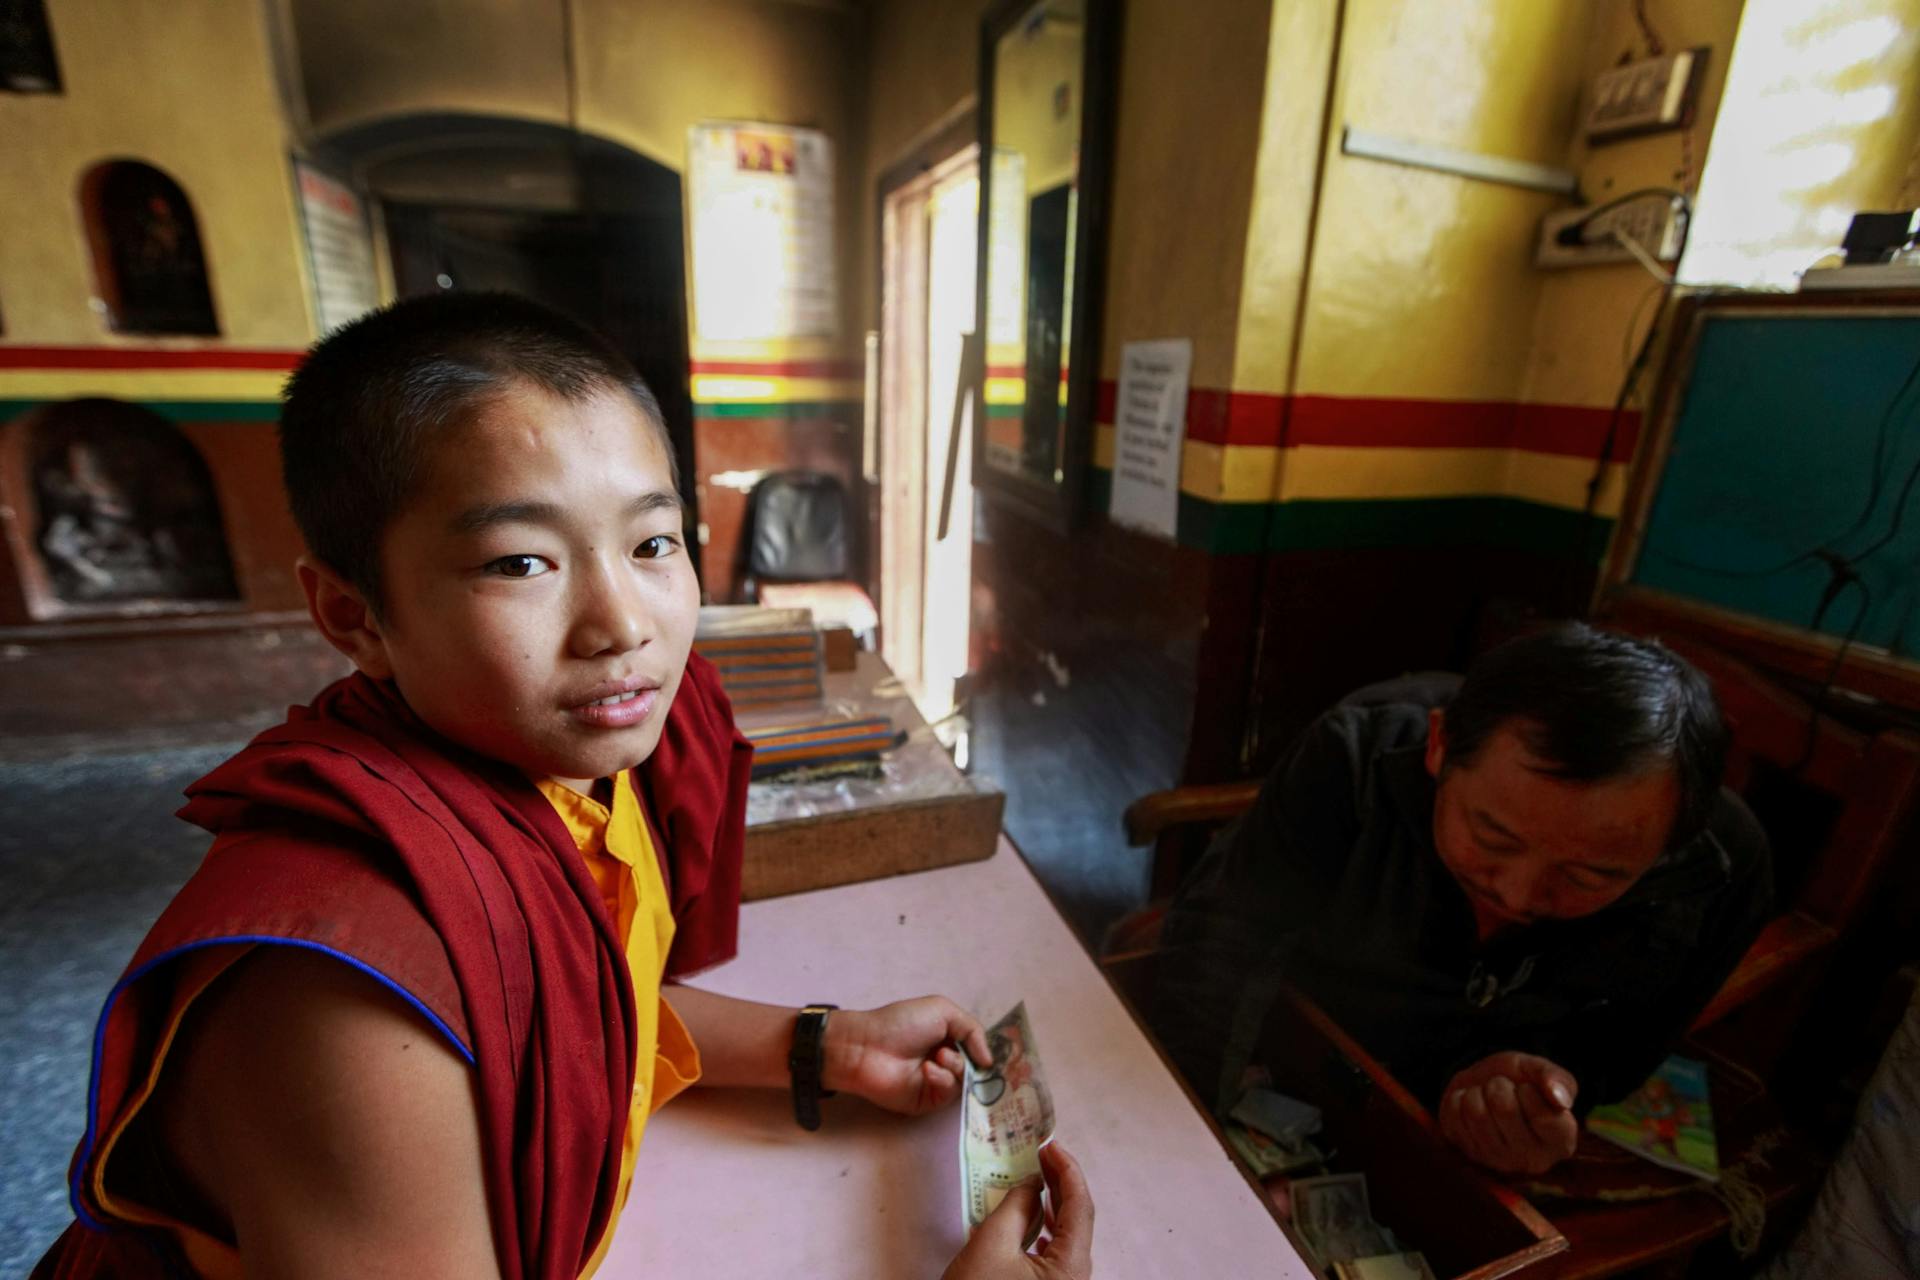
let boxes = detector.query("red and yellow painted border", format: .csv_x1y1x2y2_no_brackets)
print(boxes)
1091,380,1638,559
0,346,300,421
689,357,862,420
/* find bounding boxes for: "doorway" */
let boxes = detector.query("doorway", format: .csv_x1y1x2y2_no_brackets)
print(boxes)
323,117,699,574
878,141,979,723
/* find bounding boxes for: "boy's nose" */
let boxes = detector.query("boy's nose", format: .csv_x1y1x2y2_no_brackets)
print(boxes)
569,562,653,658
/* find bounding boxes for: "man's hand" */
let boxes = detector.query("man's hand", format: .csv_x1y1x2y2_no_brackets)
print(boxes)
1437,1051,1580,1176
823,995,992,1116
942,1142,1094,1280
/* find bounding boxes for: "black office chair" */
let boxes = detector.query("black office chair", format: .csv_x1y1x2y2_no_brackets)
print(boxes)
743,470,852,586
739,471,876,638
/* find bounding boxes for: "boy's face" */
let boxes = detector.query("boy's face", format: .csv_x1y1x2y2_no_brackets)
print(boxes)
357,380,697,789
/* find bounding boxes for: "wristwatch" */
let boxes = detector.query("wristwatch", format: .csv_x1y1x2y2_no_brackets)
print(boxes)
789,1004,839,1130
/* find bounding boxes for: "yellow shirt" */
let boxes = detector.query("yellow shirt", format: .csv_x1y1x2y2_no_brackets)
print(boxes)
535,771,702,1277
90,770,698,1280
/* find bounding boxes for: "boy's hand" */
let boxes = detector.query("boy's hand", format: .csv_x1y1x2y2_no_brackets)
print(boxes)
1437,1050,1580,1176
942,1142,1094,1280
822,996,992,1116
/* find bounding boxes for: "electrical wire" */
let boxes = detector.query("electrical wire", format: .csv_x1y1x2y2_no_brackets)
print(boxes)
1831,349,1920,549
1841,445,1920,564
1632,0,1666,57
1568,192,1695,601
1645,346,1920,579
1611,229,1674,286
1789,573,1873,775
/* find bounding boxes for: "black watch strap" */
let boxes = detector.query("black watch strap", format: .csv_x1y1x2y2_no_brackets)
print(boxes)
789,1004,839,1131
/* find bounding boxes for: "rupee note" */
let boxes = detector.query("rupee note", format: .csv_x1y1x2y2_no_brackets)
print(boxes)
959,1002,1056,1236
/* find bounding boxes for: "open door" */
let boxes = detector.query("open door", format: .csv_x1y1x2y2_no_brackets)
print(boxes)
878,143,979,722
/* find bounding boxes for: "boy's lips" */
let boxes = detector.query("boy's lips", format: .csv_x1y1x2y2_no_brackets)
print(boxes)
567,676,662,729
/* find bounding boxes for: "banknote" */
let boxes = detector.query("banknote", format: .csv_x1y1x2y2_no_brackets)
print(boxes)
960,1002,1056,1237
1223,1120,1326,1178
1291,1172,1395,1267
1332,1253,1438,1280
1229,1086,1323,1144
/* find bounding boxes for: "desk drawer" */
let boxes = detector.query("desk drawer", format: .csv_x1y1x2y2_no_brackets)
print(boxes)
1254,989,1567,1280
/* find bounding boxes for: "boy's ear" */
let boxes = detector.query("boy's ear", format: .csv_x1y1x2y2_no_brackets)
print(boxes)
297,555,395,680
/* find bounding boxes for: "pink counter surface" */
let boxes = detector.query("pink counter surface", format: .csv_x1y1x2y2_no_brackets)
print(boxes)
602,838,1315,1279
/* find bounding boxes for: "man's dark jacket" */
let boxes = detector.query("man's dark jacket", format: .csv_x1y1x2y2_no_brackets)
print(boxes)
1151,675,1772,1114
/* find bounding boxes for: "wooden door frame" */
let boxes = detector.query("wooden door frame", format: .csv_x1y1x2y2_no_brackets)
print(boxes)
872,107,978,683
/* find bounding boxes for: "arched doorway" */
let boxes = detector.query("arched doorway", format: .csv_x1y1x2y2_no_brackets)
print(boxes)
314,115,698,572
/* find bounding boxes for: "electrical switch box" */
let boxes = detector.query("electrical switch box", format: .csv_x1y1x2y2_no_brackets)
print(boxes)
1536,194,1687,270
1585,48,1706,144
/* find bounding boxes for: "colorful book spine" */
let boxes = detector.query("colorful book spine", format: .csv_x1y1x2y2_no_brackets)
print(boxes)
743,716,898,777
692,629,825,707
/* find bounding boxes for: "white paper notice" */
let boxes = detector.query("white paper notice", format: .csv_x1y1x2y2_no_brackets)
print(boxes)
293,160,380,336
1108,339,1191,541
687,123,837,342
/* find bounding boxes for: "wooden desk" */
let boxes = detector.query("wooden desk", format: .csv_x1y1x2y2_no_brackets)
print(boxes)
740,652,1003,900
604,838,1313,1279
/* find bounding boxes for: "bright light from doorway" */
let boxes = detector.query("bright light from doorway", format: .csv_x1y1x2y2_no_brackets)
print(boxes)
1680,0,1920,289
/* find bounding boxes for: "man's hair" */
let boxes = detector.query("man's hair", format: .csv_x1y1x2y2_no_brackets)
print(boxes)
279,291,672,607
1442,622,1730,849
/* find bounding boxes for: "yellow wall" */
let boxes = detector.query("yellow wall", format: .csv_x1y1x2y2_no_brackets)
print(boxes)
1523,0,1746,412
1268,0,1594,406
1096,0,1272,394
993,14,1084,197
0,2,314,347
860,0,1272,396
289,0,868,367
859,0,979,334
1215,0,1756,521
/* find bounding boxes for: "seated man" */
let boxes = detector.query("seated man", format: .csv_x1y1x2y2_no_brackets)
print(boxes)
1151,623,1771,1176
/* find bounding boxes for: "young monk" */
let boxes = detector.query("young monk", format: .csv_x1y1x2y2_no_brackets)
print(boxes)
35,293,1093,1280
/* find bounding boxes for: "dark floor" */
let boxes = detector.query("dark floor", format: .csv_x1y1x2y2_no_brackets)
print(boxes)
0,738,253,1274
0,666,1164,1269
968,653,1172,947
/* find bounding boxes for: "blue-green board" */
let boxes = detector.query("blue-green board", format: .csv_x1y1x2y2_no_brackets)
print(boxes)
1632,311,1920,660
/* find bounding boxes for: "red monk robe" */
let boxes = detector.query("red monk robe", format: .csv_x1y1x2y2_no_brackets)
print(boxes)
33,652,749,1280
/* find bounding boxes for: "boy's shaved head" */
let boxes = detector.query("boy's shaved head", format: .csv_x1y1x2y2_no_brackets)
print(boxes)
280,292,674,607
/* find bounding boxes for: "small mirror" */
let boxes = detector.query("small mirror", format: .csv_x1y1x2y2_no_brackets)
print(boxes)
976,0,1115,530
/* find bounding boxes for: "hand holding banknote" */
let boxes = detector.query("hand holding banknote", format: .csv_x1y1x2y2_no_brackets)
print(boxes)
943,1143,1095,1280
822,995,993,1115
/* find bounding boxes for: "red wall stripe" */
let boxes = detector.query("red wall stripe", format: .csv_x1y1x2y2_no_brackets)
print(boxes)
0,346,305,371
1094,381,1639,461
689,359,862,379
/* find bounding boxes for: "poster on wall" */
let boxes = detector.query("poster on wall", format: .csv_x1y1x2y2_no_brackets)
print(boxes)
292,158,380,335
1108,338,1192,542
687,123,837,342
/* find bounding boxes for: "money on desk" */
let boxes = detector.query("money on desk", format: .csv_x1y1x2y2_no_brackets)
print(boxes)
1290,1172,1396,1270
1223,1120,1326,1178
960,1002,1056,1236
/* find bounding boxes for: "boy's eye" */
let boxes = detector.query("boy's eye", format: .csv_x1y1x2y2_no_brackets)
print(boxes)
485,554,552,578
634,535,679,561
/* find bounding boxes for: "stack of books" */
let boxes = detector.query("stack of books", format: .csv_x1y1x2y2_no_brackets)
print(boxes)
693,606,825,708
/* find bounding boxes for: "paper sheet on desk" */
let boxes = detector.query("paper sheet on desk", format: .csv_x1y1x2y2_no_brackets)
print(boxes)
960,1003,1055,1238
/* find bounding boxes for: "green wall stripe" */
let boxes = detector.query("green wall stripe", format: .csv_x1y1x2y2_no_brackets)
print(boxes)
1267,497,1609,560
1087,470,1611,560
0,398,279,422
693,400,860,421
